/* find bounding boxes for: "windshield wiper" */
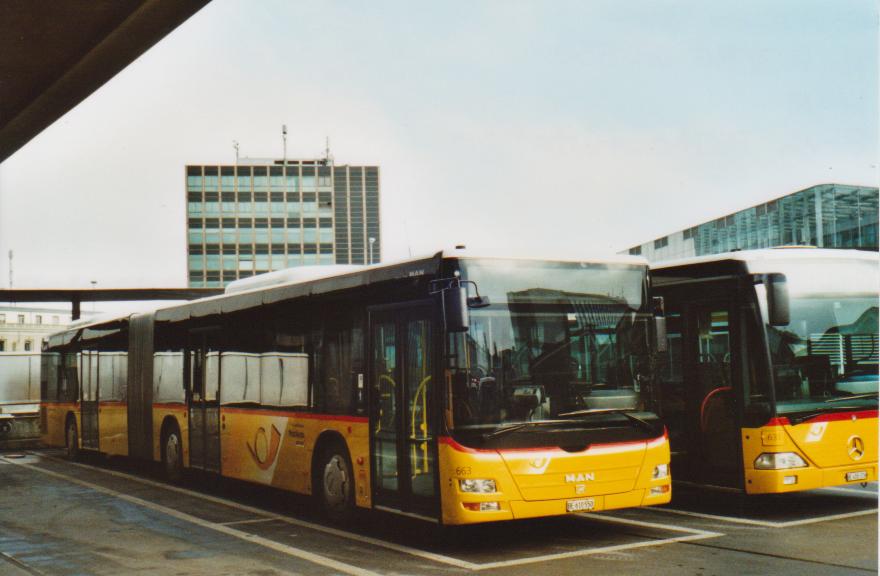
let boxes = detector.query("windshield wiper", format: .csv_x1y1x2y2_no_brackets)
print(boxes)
482,420,568,440
825,392,879,403
787,404,871,425
557,408,656,433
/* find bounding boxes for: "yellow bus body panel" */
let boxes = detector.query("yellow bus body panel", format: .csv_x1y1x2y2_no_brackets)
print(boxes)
742,412,877,494
41,402,77,448
438,434,671,525
98,402,128,457
220,408,372,508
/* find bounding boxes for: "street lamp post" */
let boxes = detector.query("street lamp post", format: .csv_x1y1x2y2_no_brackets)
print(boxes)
368,237,376,265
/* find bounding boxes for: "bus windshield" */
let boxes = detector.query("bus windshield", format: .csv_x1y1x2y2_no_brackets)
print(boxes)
446,259,653,440
757,258,879,416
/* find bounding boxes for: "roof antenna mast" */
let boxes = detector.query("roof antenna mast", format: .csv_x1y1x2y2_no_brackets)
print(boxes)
282,124,288,166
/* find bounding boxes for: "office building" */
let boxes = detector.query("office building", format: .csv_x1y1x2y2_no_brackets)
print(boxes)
187,159,380,287
625,183,878,262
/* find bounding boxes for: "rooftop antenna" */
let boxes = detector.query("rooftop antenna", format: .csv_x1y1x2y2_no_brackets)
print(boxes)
324,136,333,166
233,140,240,165
282,125,288,166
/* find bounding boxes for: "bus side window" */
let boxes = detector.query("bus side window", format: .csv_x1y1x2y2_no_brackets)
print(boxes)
315,312,363,415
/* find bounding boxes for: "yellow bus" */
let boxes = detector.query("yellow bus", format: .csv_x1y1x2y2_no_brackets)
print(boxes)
42,250,671,524
651,248,877,493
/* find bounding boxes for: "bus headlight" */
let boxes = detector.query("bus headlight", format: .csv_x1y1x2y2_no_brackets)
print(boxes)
754,452,807,470
652,464,669,479
459,478,497,493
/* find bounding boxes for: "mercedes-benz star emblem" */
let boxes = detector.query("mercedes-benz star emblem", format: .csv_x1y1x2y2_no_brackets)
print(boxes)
847,435,865,461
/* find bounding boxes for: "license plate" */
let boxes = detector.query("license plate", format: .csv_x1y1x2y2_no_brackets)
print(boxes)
846,471,867,482
566,498,595,513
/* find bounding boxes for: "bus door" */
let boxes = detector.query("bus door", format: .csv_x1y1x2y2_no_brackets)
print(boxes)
80,351,99,450
369,304,438,517
682,300,743,487
187,332,220,473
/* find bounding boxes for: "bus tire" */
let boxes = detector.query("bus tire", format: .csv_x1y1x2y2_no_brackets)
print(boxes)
316,442,354,523
65,416,79,461
162,424,183,483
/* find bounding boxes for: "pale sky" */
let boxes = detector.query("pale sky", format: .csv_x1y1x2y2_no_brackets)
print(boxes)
0,0,877,295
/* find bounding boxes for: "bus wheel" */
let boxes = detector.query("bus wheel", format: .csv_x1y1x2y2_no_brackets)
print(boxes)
317,444,354,523
65,418,79,461
162,427,182,483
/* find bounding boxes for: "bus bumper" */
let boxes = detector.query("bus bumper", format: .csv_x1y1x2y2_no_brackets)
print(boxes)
444,485,672,525
745,463,877,494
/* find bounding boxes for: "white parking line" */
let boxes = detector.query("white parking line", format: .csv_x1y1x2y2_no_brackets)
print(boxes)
3,457,379,576
819,486,878,497
221,517,283,526
26,453,724,571
31,453,481,571
650,505,878,528
451,513,724,573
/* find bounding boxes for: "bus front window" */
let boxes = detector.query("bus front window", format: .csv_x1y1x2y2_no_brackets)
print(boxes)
446,259,653,443
756,258,879,416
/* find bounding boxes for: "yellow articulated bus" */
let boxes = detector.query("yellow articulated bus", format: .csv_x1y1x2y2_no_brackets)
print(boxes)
650,248,878,493
42,249,671,524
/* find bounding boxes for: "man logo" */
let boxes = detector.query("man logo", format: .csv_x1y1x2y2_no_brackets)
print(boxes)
565,472,595,483
247,424,282,470
848,435,865,461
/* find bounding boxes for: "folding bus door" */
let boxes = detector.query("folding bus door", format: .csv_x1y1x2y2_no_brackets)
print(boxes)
369,304,438,517
80,351,99,450
683,299,743,487
187,333,221,473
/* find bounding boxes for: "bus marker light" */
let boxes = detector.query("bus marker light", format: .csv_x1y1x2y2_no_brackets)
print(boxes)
652,464,669,479
356,456,364,466
783,476,797,485
650,485,670,496
463,501,500,511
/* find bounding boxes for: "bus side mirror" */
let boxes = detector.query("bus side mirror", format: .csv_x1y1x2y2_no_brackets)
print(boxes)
652,296,668,353
444,286,469,333
765,273,790,326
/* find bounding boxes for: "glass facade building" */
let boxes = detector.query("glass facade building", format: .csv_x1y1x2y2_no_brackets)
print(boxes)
187,159,380,287
625,184,878,262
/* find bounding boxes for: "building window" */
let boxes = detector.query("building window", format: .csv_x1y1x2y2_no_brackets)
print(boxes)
0,340,4,351
35,315,42,324
628,246,642,255
0,313,5,324
18,314,25,324
24,340,32,351
654,237,669,249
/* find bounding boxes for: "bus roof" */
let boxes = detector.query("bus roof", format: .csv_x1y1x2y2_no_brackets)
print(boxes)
45,249,647,347
651,247,878,272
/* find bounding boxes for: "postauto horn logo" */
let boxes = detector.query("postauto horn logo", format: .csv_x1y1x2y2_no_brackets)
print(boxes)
247,424,283,470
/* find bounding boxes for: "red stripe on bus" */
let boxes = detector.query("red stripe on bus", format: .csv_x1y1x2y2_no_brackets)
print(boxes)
438,431,666,455
153,403,186,410
40,401,78,409
773,409,878,426
220,406,368,423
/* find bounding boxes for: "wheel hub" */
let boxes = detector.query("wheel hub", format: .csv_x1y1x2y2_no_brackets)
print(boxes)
323,455,348,507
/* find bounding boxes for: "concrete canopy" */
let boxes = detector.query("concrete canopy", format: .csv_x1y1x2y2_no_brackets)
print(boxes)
0,0,211,163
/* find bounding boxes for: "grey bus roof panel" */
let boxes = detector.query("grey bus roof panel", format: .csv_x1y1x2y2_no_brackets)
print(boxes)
651,247,878,272
154,253,443,323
